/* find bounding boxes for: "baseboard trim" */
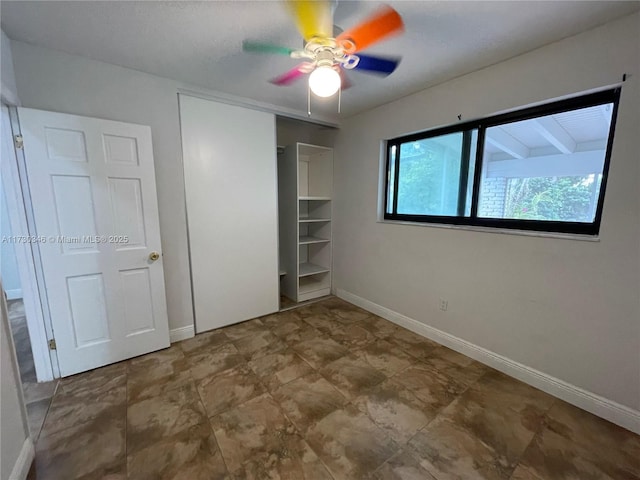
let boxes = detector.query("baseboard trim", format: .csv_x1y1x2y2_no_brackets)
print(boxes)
9,438,34,480
5,289,23,300
336,288,640,435
169,325,195,344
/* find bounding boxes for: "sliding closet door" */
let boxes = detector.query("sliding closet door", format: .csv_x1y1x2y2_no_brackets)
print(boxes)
179,95,279,332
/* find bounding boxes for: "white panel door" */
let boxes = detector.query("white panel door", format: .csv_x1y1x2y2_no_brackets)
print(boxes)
18,107,169,376
179,95,279,332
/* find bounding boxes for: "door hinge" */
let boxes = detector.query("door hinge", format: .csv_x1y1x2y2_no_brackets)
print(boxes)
14,134,23,149
48,339,57,350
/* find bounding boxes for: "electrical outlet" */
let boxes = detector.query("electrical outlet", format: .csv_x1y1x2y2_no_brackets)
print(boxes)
439,299,448,311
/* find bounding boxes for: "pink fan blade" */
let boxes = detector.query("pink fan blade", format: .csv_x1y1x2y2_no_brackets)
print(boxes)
270,64,308,86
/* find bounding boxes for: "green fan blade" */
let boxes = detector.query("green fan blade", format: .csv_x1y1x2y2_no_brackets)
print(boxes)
242,41,295,56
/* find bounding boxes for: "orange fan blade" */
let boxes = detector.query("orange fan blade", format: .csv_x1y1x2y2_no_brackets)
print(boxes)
336,5,404,54
285,1,333,41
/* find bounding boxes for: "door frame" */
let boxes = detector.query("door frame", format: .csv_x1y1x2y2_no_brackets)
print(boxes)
2,104,58,381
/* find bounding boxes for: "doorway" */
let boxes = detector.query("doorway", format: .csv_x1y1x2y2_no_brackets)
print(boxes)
1,154,57,440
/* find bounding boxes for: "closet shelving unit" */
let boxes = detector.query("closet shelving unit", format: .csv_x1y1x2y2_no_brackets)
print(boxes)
278,143,333,303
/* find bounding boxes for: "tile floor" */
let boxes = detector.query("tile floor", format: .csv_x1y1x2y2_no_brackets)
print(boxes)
27,297,640,479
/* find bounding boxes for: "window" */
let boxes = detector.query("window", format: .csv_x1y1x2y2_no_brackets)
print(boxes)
384,89,620,235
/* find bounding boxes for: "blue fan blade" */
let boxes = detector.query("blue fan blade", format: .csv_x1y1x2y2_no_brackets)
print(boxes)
353,54,400,75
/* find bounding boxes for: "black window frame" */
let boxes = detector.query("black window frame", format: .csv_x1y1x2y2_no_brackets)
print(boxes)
384,88,621,235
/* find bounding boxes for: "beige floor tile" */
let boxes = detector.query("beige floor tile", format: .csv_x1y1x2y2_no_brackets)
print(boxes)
237,434,333,480
319,353,387,400
508,464,545,480
354,340,415,376
291,335,348,369
187,343,246,382
353,378,435,444
372,450,438,480
328,323,377,349
435,388,549,472
515,426,638,480
232,330,287,361
43,385,126,436
272,372,348,433
56,362,126,397
260,309,303,329
306,404,398,479
358,316,399,339
210,393,294,474
295,302,333,322
538,400,640,478
127,354,193,403
196,364,265,417
127,422,228,480
268,318,307,339
421,348,490,387
469,370,556,415
386,328,441,361
268,314,308,338
27,297,638,480
179,330,230,356
276,323,323,346
392,363,467,412
247,349,313,391
34,413,126,479
409,416,512,480
222,318,268,341
128,345,184,367
322,297,374,324
127,382,207,454
301,312,346,336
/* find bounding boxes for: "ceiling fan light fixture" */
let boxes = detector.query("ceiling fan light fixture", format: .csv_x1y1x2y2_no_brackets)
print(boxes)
309,65,341,97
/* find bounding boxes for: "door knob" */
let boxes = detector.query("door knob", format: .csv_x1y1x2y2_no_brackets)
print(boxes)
149,251,160,261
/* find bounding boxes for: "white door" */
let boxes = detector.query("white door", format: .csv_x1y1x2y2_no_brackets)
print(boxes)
179,95,279,332
18,107,169,377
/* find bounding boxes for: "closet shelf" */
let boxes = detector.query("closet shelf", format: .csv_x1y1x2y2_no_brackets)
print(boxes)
299,217,331,223
299,279,330,295
299,196,331,201
299,236,330,245
298,262,330,277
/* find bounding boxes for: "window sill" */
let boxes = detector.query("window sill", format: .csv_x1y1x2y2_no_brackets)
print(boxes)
377,219,601,242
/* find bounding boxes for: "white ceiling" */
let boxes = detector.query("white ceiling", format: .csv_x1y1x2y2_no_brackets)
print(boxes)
1,1,638,121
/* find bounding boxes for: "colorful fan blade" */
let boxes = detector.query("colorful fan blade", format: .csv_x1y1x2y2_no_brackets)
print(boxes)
336,5,404,54
242,41,294,56
286,0,333,41
270,64,308,86
353,54,400,75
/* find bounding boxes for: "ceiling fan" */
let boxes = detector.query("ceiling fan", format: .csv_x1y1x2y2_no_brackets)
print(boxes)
243,1,404,103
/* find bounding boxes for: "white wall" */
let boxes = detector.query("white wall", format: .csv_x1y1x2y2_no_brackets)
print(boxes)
9,40,337,333
1,30,19,105
276,116,337,148
1,187,21,297
333,13,640,412
10,40,194,332
1,284,30,480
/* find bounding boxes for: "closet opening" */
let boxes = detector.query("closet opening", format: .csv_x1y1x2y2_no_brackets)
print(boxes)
275,117,337,311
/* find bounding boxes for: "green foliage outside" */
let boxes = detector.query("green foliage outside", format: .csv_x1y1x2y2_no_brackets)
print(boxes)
504,175,600,222
391,135,600,223
396,136,462,216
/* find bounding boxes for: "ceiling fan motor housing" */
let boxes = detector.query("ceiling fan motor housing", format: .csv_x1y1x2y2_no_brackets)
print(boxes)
300,38,360,71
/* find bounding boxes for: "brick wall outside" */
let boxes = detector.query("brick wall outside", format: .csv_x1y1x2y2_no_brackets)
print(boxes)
479,177,507,217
